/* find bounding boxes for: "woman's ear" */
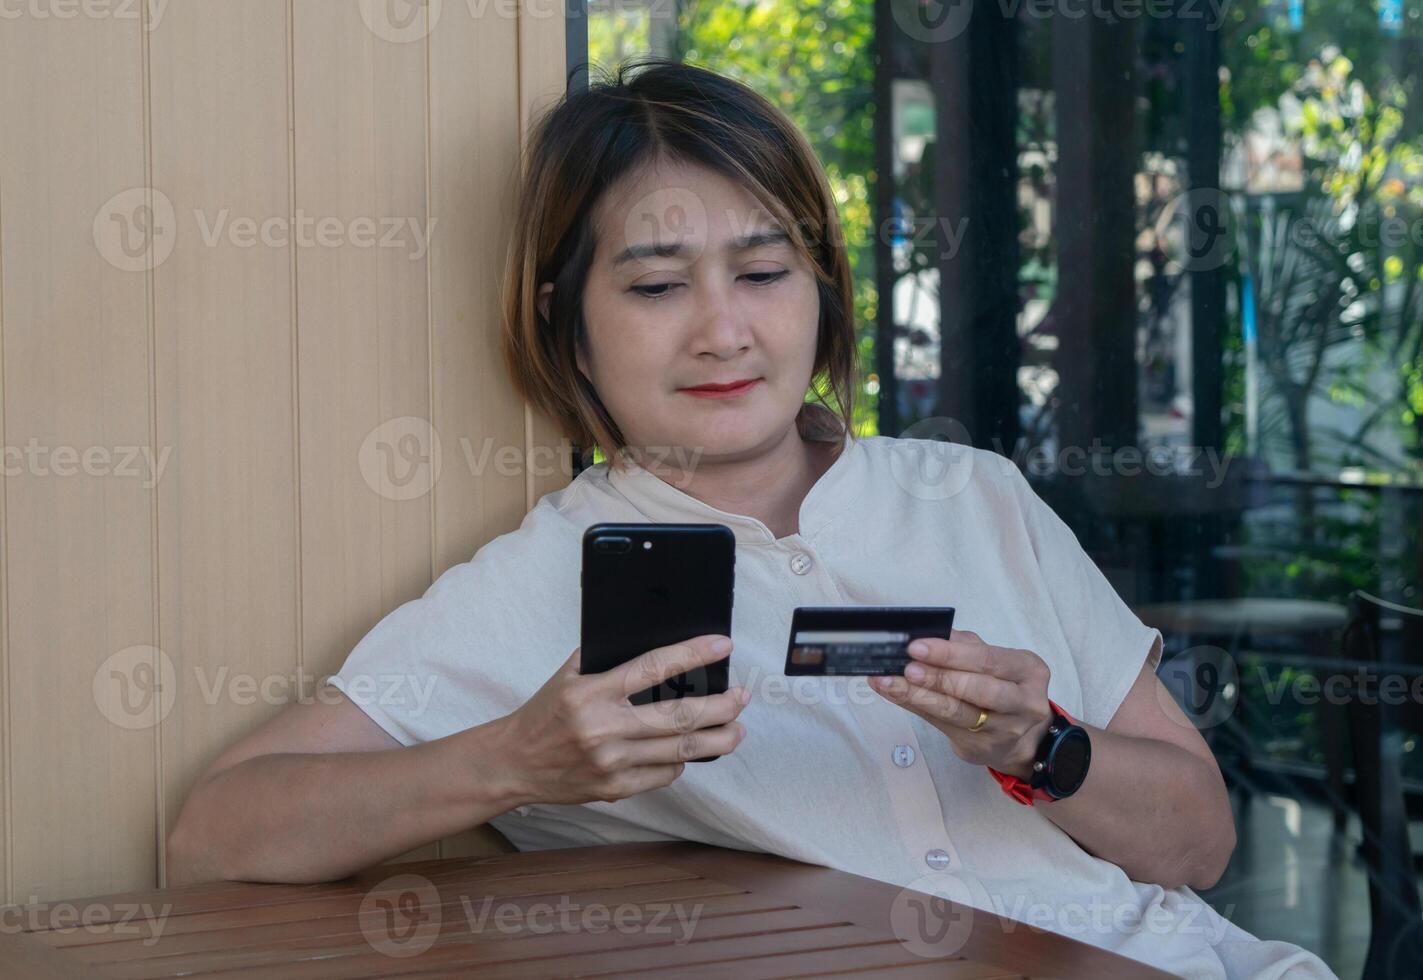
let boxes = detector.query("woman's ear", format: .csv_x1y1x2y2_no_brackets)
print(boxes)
538,280,593,380
536,282,554,323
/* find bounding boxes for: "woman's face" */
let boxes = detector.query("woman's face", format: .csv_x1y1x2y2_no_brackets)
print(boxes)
559,157,821,464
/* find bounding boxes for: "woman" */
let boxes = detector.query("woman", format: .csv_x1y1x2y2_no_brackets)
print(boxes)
167,59,1337,979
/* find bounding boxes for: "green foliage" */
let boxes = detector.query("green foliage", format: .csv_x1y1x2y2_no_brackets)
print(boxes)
590,0,881,436
1220,0,1422,140
679,0,879,435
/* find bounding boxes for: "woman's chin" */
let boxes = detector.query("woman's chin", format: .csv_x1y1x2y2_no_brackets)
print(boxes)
668,419,798,460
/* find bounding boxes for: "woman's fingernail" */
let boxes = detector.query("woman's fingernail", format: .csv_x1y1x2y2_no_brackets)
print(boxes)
737,687,752,705
712,637,732,654
905,663,926,682
908,641,929,657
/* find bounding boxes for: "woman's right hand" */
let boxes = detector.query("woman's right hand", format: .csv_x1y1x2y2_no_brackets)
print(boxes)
497,634,751,808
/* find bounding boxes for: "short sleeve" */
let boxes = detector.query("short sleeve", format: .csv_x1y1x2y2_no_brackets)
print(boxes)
325,506,580,747
1000,463,1163,730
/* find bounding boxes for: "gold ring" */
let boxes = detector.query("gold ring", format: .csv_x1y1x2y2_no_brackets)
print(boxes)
968,708,989,733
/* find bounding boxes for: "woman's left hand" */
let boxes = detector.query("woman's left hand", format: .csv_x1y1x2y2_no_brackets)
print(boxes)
869,629,1055,779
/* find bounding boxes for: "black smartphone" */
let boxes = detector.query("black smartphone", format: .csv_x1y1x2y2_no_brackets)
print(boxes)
579,522,735,762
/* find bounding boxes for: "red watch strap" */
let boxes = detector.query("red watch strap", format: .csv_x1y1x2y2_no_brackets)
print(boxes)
986,699,1077,805
1048,699,1078,727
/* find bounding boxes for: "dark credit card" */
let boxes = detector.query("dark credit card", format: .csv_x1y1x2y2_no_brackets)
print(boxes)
783,606,956,676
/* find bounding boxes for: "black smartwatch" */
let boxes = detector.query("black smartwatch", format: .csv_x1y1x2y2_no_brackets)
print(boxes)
988,699,1092,805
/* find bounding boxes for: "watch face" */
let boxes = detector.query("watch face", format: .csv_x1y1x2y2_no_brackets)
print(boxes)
1046,727,1091,797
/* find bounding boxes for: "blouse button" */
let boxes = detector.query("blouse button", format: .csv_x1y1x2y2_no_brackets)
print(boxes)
925,848,952,870
789,552,813,575
892,744,916,768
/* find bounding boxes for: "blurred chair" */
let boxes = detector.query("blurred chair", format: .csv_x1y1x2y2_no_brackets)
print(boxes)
1068,453,1351,821
1341,590,1423,979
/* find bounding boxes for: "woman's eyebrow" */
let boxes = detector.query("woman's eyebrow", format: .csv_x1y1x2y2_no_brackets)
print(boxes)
611,228,791,268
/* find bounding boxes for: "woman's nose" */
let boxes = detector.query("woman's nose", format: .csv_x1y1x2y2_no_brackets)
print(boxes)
691,284,753,356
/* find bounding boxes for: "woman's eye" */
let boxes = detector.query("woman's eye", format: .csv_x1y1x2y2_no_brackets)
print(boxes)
630,283,681,299
630,270,788,300
743,270,790,286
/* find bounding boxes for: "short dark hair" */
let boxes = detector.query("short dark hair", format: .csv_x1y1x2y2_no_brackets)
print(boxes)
500,58,858,468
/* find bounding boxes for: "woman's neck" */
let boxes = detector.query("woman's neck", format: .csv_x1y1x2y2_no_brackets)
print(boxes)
629,413,845,541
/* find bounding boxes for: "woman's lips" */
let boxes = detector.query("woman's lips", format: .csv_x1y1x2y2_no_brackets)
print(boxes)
679,378,762,399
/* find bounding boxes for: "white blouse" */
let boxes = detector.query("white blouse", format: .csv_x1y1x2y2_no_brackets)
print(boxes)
329,403,1337,980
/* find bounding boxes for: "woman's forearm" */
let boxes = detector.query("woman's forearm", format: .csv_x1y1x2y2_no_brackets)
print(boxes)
166,717,525,886
1038,725,1236,891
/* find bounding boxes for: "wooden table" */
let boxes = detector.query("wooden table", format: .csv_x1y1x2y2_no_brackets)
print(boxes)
0,842,1171,978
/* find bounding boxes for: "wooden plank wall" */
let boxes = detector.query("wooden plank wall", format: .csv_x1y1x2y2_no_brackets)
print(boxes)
0,0,570,902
